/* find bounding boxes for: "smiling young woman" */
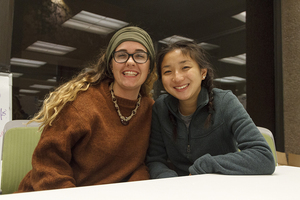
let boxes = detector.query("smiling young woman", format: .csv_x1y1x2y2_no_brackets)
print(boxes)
146,40,275,178
16,26,158,193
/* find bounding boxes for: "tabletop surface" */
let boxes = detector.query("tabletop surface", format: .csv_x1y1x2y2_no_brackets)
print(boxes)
1,166,300,200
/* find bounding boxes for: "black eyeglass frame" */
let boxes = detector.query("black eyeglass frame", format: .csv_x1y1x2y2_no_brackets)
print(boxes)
112,51,150,64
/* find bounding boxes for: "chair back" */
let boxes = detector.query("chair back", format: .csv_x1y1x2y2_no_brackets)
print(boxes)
1,120,40,160
257,126,278,165
1,120,42,194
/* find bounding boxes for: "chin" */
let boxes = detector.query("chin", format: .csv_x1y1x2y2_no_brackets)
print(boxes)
124,83,142,89
178,94,192,100
170,94,186,101
178,98,189,101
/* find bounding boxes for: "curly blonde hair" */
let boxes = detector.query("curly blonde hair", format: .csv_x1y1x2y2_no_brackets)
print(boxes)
30,52,157,129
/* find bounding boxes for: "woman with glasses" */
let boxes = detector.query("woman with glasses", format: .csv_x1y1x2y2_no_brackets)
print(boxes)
17,26,157,192
146,40,275,178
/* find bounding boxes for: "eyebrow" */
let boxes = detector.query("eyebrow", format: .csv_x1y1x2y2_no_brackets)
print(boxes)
180,60,191,64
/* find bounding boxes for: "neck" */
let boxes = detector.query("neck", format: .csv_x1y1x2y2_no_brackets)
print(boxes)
178,90,200,116
112,82,140,100
179,100,197,116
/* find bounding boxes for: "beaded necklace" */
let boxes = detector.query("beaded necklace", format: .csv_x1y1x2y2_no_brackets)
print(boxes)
110,82,141,125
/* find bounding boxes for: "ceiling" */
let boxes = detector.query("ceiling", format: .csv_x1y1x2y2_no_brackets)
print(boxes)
10,0,246,99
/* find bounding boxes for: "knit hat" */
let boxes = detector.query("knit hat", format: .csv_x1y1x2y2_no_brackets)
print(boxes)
105,26,155,74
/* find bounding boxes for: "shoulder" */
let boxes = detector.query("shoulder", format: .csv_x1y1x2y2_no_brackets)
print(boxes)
141,96,155,110
69,82,106,113
213,88,233,97
152,94,173,115
212,88,246,116
212,88,238,103
153,94,168,106
212,88,243,112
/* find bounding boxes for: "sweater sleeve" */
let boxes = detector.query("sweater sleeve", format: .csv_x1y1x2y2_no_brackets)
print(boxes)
189,91,276,175
146,103,178,179
18,104,88,191
127,163,150,181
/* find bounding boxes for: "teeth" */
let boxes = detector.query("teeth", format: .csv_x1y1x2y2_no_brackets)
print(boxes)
123,71,137,76
175,84,188,89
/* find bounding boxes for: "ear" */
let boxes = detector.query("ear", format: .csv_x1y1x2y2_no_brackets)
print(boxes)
201,68,207,80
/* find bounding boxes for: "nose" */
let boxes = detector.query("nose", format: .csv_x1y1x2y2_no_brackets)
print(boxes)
172,71,184,82
126,55,135,65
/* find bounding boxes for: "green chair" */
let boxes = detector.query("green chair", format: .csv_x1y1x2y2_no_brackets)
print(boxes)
1,120,42,194
257,126,278,166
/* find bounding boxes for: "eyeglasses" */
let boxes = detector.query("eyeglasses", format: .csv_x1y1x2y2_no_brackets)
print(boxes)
113,51,149,64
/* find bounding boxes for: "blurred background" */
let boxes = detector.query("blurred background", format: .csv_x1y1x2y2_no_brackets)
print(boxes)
8,0,247,118
4,0,300,160
4,0,292,153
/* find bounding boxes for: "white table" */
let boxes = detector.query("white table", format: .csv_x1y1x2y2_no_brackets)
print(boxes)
1,166,299,200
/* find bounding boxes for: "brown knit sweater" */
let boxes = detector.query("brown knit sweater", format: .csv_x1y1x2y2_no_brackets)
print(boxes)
17,79,154,192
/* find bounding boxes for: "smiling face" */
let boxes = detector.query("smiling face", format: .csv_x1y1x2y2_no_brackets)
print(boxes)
111,41,150,99
161,49,207,105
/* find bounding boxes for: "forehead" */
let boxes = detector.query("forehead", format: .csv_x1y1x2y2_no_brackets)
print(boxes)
162,49,192,65
115,41,146,51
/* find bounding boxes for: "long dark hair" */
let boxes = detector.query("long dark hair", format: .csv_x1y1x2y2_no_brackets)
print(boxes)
156,40,215,139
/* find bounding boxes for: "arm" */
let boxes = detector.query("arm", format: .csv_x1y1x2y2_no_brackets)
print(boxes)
146,103,178,179
189,91,275,175
28,104,88,190
127,163,150,181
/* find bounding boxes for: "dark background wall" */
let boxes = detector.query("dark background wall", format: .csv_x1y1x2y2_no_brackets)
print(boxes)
0,0,14,72
245,1,283,150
